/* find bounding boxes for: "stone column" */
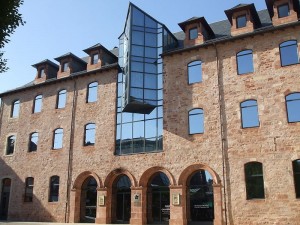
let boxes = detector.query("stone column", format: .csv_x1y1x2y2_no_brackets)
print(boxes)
68,188,80,223
169,185,187,225
130,187,147,225
213,184,224,225
95,187,111,224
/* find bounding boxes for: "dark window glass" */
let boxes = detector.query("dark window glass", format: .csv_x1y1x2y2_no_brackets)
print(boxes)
286,93,300,122
280,40,299,66
84,123,96,146
33,95,42,113
57,89,67,109
236,15,247,28
237,50,254,75
132,6,145,26
278,4,290,18
188,61,202,84
245,162,265,199
49,176,59,202
241,100,259,128
189,109,204,134
53,128,63,149
87,82,98,103
62,62,68,72
11,100,20,118
189,28,198,40
293,159,300,198
6,136,16,155
38,68,45,78
92,53,99,65
24,177,34,202
29,132,38,152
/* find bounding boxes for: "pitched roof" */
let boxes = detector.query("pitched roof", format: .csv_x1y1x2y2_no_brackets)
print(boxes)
83,43,118,59
54,52,87,64
31,59,59,69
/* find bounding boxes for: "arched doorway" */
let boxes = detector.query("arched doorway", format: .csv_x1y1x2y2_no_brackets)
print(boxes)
187,170,214,225
0,178,11,220
112,175,131,223
80,177,97,223
148,172,170,224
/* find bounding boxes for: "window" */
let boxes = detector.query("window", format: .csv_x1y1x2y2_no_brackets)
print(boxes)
189,28,198,40
278,3,290,18
11,100,20,118
56,89,67,109
188,61,202,84
293,159,300,198
29,132,38,152
236,15,247,28
33,95,42,113
189,108,204,134
6,135,16,155
84,123,96,146
237,50,254,75
244,162,265,199
286,93,300,123
240,100,259,128
38,68,45,78
280,40,299,66
62,62,68,72
49,176,59,202
91,53,99,65
53,128,63,149
24,177,34,202
87,82,98,103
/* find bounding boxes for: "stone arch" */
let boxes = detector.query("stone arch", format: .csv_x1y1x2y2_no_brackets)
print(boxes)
104,168,137,188
139,166,175,187
178,163,220,186
72,171,102,190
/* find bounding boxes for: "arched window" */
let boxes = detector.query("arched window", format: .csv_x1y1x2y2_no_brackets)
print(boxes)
53,128,63,149
188,61,202,84
29,132,38,152
189,108,204,134
24,177,34,202
240,100,259,128
6,135,16,155
286,93,300,123
236,50,254,75
293,159,300,198
33,95,42,113
87,82,98,103
280,40,299,66
11,100,20,118
84,123,96,146
56,89,67,109
244,162,265,199
49,176,59,202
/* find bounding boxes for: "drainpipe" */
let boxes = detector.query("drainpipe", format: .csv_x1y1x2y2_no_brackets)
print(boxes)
65,78,78,222
0,98,3,136
213,43,229,225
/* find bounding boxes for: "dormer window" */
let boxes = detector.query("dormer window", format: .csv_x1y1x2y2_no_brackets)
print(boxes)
91,53,99,65
62,62,68,72
38,68,45,78
189,28,198,40
236,15,247,28
278,3,290,18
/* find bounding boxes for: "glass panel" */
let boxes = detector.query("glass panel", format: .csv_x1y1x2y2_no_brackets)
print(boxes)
145,33,157,47
241,101,259,128
145,119,157,138
132,7,145,26
87,82,98,103
131,72,144,88
189,112,204,134
29,132,38,152
237,50,254,75
145,63,157,73
278,4,289,18
85,124,96,146
11,100,20,118
144,89,156,100
245,163,265,199
189,28,198,40
130,88,143,99
293,160,300,198
280,41,299,66
132,31,144,45
57,90,67,109
188,61,202,84
34,95,42,113
131,61,143,72
237,15,247,28
145,47,157,58
49,176,59,202
53,129,63,149
145,16,157,28
287,94,300,122
6,136,16,155
131,45,144,57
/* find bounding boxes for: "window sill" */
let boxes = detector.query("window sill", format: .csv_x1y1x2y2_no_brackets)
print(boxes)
115,149,163,156
3,154,14,157
238,72,254,76
83,145,95,150
281,62,299,67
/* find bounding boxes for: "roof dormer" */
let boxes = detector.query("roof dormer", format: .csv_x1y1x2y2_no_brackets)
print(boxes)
83,43,118,71
266,0,300,26
178,17,215,47
32,59,59,84
54,52,87,79
225,3,261,36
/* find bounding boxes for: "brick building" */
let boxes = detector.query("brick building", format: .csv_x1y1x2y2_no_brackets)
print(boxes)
0,1,300,224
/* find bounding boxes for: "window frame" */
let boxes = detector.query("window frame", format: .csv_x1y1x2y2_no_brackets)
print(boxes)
91,53,99,65
236,49,254,75
86,81,98,103
6,135,16,155
49,176,59,202
84,123,96,146
187,60,202,84
11,99,20,118
53,128,63,150
285,92,300,123
279,40,299,67
240,99,260,129
189,27,198,40
56,89,67,109
28,132,38,152
24,177,34,202
278,3,290,18
236,14,247,28
244,162,265,200
33,94,43,114
188,108,204,135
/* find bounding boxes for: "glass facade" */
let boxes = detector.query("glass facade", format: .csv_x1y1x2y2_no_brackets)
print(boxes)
116,4,177,155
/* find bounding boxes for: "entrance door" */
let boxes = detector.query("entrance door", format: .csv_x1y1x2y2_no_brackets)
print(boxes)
0,178,11,220
81,177,97,223
115,175,131,223
149,172,170,224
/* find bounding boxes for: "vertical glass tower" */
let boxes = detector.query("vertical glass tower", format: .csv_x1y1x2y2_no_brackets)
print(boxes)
116,3,178,155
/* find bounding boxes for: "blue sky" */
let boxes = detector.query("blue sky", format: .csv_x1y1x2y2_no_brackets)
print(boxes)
0,0,267,94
